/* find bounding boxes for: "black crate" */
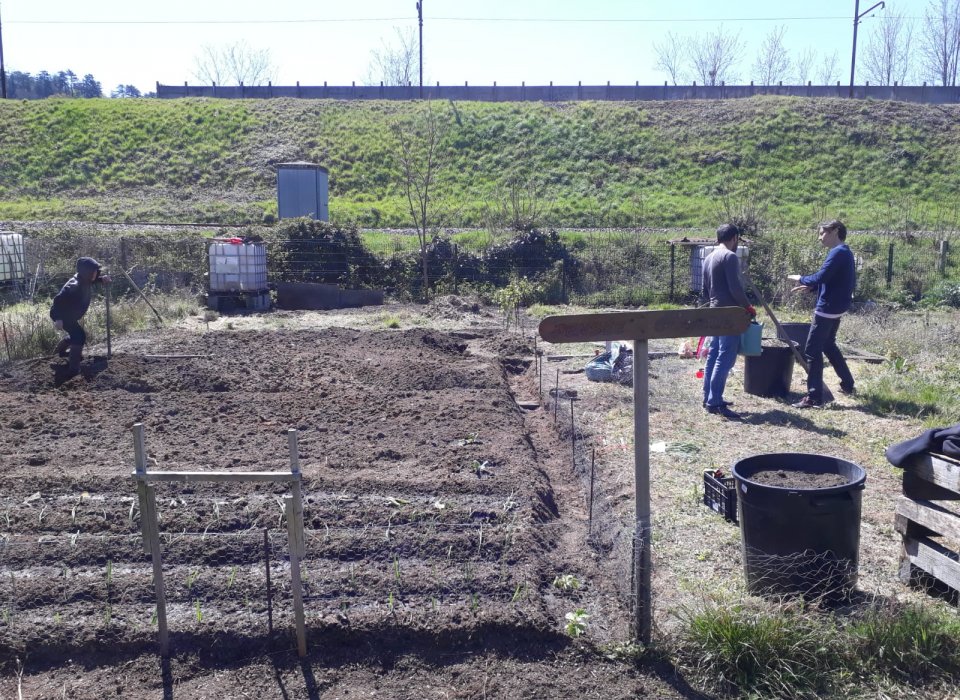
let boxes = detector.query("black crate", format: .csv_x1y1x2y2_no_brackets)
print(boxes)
703,470,738,523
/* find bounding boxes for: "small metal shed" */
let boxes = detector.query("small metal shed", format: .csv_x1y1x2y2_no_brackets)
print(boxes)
277,162,329,221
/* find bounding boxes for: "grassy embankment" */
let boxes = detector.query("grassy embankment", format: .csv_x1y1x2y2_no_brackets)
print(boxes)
2,97,960,230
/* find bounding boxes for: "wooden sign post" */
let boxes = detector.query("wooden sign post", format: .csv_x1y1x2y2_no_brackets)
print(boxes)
538,307,750,643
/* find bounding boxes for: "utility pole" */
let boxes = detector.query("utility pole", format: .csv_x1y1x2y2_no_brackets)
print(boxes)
849,0,885,97
0,1,8,99
416,0,423,99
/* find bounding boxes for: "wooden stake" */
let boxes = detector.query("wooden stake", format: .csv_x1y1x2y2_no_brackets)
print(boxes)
570,397,576,471
589,447,596,536
554,369,560,421
633,340,652,644
287,429,308,657
264,528,273,636
134,424,168,656
105,282,112,359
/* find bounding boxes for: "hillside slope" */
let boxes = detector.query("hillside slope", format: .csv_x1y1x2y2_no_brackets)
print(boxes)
1,96,958,228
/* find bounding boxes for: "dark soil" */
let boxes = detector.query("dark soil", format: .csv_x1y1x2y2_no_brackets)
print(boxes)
0,324,685,698
749,469,851,489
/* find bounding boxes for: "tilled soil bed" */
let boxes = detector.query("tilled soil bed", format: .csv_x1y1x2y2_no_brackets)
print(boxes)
0,323,681,698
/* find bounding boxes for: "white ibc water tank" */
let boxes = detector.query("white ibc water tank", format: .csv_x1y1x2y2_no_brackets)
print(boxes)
691,244,749,293
208,241,268,292
0,233,27,283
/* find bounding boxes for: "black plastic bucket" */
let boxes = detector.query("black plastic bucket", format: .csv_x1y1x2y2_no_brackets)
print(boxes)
732,453,866,600
743,345,795,397
776,322,811,355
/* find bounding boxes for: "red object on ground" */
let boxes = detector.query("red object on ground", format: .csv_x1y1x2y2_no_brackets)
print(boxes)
696,368,704,379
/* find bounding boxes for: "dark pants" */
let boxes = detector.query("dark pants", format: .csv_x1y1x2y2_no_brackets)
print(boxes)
804,314,854,401
62,319,86,347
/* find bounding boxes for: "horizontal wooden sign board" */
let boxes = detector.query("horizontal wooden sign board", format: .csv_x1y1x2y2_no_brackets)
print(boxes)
538,307,751,343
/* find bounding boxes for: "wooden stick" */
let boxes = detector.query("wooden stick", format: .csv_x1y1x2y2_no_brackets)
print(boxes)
589,447,596,536
133,424,168,656
1,321,10,362
120,268,164,325
287,429,308,657
105,282,112,359
144,354,213,359
264,528,273,637
131,470,300,483
570,397,576,471
633,338,652,644
554,369,560,421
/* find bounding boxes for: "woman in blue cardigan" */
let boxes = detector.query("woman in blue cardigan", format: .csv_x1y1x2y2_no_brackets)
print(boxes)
787,220,856,408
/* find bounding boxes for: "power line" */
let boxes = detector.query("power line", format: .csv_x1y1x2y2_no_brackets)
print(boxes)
6,14,913,26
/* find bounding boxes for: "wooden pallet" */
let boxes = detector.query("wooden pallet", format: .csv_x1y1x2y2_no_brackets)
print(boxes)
894,452,960,593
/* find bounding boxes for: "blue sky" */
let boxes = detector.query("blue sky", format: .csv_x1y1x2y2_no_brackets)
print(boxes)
1,0,932,94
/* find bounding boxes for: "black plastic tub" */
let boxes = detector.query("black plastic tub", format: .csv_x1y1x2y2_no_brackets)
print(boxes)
732,453,866,600
776,322,811,355
743,344,795,397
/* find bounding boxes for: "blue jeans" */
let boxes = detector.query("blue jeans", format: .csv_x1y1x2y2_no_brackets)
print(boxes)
804,314,854,401
703,334,740,407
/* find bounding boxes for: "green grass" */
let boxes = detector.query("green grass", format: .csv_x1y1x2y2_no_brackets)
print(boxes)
674,599,960,698
4,96,960,228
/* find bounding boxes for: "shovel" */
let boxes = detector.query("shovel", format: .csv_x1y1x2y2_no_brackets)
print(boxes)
743,274,833,404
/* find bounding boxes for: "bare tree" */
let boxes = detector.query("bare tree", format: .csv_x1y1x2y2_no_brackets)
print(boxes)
919,0,960,86
863,14,915,85
795,47,817,84
366,28,418,86
753,25,791,85
393,104,450,296
818,50,840,84
193,41,276,86
654,32,686,85
689,25,745,85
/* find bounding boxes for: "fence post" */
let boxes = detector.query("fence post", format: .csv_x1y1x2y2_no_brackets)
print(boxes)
669,243,676,302
938,240,949,276
886,242,895,289
561,259,567,303
452,243,459,295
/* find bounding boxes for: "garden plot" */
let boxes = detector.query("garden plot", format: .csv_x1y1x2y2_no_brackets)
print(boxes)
0,322,679,698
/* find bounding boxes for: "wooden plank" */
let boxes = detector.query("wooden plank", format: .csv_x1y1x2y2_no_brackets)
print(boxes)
901,535,960,591
894,512,937,539
903,452,960,495
895,496,960,542
837,344,884,364
903,471,960,502
538,307,750,343
132,471,300,483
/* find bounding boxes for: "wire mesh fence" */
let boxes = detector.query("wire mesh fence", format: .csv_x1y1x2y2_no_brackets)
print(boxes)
0,230,955,310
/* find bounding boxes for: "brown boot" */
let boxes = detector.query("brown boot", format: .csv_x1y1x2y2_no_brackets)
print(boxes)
54,337,70,358
68,345,83,375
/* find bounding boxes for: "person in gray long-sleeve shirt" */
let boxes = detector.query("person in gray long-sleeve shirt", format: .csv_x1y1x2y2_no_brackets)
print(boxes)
700,224,755,417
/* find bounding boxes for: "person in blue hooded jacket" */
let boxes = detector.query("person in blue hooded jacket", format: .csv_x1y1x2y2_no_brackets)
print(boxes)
49,257,111,375
787,220,856,408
